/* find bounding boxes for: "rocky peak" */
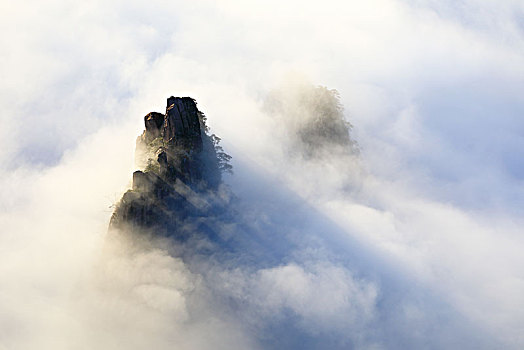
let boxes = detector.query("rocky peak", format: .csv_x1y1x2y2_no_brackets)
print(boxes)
135,97,214,185
140,97,202,147
143,112,164,143
163,97,202,152
110,96,229,234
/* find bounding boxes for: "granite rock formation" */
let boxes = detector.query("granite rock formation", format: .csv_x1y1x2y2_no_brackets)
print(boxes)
109,97,229,238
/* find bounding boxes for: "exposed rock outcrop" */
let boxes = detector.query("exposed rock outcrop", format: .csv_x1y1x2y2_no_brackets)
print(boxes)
143,112,164,143
109,96,229,237
164,97,202,150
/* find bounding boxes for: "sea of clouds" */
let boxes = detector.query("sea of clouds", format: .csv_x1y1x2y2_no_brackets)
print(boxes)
1,0,523,349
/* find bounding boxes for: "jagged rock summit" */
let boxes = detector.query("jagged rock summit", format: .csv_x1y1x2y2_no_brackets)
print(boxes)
109,96,229,237
136,97,212,183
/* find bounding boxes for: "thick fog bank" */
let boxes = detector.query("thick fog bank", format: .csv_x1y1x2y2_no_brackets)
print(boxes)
1,0,524,349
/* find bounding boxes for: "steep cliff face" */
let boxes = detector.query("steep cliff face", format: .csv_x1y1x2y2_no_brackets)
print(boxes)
164,97,202,150
109,97,228,237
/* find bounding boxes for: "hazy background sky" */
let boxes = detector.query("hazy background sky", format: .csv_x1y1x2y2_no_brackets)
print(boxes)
0,0,523,349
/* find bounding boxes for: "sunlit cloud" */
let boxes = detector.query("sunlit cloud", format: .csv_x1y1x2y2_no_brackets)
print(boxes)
1,0,523,349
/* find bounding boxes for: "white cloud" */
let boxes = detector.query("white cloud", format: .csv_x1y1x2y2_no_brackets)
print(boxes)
0,0,523,349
